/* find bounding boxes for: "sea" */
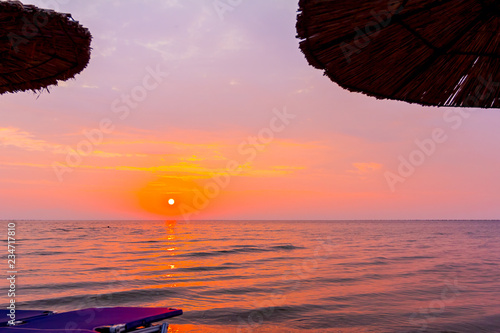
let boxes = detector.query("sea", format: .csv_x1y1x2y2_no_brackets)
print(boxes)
2,220,500,332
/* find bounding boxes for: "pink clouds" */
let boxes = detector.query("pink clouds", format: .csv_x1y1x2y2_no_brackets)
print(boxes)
1,1,499,219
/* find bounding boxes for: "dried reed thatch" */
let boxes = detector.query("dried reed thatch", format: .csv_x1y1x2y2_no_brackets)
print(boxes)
0,0,91,94
296,0,500,108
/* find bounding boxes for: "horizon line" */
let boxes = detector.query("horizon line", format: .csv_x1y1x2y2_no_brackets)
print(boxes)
2,219,500,222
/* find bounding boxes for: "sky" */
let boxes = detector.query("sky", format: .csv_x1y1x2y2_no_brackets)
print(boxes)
1,0,500,220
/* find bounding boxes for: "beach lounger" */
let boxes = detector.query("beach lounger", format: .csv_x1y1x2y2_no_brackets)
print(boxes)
0,307,182,333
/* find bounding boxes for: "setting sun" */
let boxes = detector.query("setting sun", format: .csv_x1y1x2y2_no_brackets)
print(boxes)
136,177,203,217
1,1,499,332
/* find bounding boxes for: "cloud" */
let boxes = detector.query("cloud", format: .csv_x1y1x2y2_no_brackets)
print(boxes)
0,128,64,153
349,162,383,175
0,128,149,159
0,161,48,169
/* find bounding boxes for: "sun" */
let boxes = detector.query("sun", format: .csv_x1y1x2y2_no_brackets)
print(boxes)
136,177,203,217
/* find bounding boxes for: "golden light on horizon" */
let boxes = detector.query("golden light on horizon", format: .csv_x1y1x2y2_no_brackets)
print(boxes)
136,177,203,217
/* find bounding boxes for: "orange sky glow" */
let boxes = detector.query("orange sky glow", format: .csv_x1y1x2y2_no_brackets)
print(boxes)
1,1,500,220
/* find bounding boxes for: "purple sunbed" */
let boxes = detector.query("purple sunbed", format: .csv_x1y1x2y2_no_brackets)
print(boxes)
0,307,182,333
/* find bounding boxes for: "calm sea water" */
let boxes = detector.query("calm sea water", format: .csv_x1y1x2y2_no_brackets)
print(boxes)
2,220,500,332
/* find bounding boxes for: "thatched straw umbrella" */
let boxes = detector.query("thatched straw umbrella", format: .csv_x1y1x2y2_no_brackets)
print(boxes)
0,0,91,94
296,0,500,108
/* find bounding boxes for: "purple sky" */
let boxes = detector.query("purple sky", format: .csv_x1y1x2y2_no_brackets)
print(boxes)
1,0,500,220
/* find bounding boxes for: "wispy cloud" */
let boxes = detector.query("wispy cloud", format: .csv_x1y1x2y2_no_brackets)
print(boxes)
0,128,149,159
349,162,383,175
0,128,65,153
